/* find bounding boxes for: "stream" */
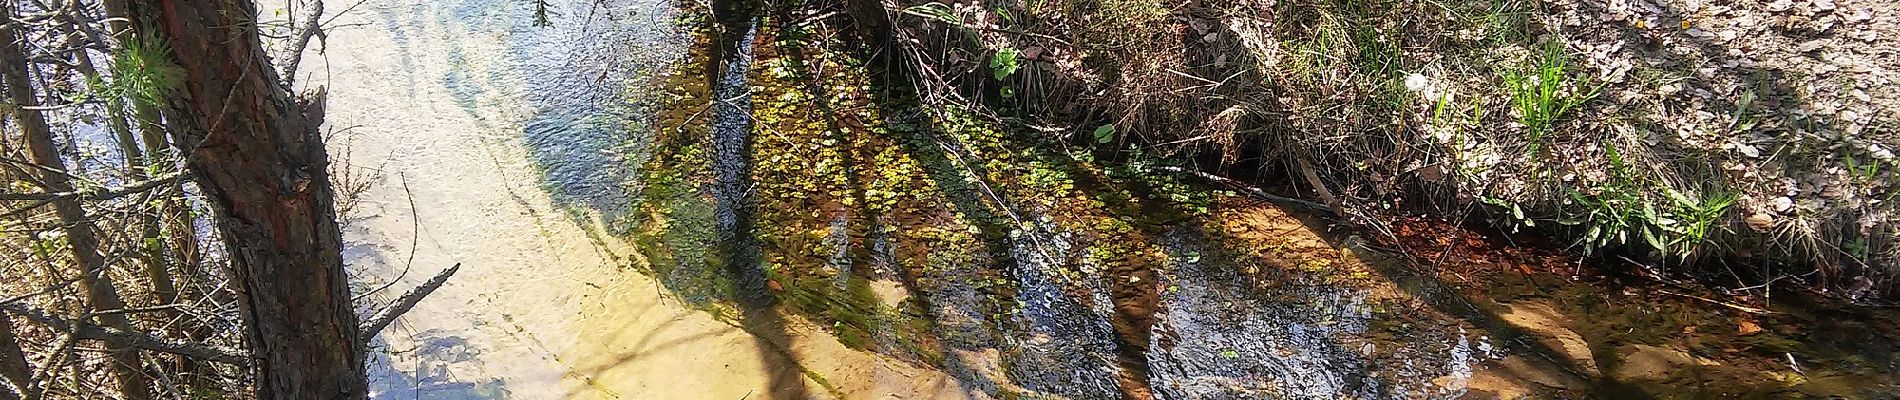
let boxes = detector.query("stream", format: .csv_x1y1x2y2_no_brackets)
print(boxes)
309,0,1898,399
318,0,960,398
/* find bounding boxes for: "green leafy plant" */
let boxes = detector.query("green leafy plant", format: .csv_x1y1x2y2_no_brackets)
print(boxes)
1478,0,1533,45
1562,143,1649,254
1501,42,1600,151
1561,144,1734,257
1649,187,1735,258
1729,88,1760,132
990,47,1021,80
1092,124,1116,143
1845,151,1886,183
1430,92,1485,137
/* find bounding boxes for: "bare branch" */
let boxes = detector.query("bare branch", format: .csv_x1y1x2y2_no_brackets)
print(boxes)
0,302,245,365
0,171,183,201
359,263,460,343
277,0,325,86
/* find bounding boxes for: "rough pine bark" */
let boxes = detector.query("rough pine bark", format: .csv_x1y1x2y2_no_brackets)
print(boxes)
132,1,365,398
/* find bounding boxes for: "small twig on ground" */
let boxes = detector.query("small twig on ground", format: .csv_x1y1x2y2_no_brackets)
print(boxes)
1426,203,1477,274
360,263,461,343
1726,269,1817,295
28,333,78,389
0,277,80,305
897,9,1076,48
86,304,183,317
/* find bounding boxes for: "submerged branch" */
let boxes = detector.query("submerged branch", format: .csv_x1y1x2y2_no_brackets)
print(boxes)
1658,289,1779,315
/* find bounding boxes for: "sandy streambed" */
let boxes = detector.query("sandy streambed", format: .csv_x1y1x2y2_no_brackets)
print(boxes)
307,0,964,398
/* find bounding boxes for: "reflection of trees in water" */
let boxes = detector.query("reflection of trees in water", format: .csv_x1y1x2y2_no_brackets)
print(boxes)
368,331,509,400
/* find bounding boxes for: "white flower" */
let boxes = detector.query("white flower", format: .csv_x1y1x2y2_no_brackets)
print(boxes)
1404,73,1430,92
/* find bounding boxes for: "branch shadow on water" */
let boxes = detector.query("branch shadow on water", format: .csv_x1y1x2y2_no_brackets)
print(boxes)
1034,146,1411,399
706,1,813,397
366,331,511,400
860,51,1140,399
860,85,1018,398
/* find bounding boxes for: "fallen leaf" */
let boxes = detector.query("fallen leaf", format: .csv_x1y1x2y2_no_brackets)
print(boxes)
1745,212,1776,232
1738,320,1763,336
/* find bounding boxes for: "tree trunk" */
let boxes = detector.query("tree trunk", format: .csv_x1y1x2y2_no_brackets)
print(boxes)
0,52,28,400
0,312,35,400
132,1,366,398
0,9,154,400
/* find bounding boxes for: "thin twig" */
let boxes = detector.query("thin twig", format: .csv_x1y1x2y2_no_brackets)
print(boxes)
27,333,77,392
86,304,183,317
0,277,80,306
353,172,420,302
0,171,184,201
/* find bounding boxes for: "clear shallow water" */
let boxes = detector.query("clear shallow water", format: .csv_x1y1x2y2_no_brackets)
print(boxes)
325,1,962,398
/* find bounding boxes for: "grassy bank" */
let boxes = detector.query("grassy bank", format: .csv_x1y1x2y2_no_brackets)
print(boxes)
824,0,1898,299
